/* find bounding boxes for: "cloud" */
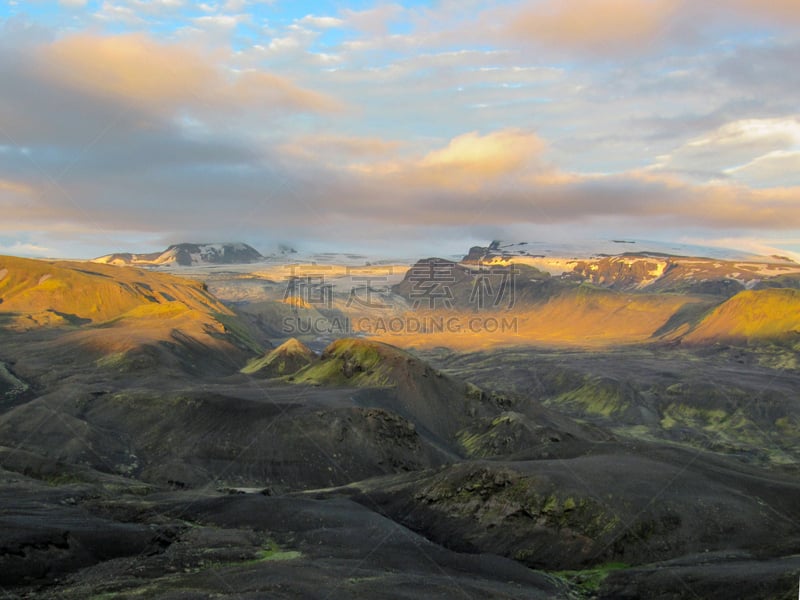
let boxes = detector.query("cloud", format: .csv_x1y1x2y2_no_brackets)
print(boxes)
6,105,800,249
3,5,800,259
725,151,800,188
281,134,403,163
191,14,249,29
0,178,35,197
354,129,550,191
92,0,185,23
483,0,800,58
28,33,342,118
225,70,345,113
680,235,800,262
299,15,345,29
93,2,149,26
221,0,255,10
38,34,213,111
715,41,800,101
0,177,70,228
341,5,407,36
729,0,800,25
336,129,800,233
0,241,54,257
653,117,800,181
419,130,544,172
124,0,185,13
502,0,684,55
0,31,345,244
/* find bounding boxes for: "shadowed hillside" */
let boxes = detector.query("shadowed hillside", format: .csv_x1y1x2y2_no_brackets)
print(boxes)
279,338,504,447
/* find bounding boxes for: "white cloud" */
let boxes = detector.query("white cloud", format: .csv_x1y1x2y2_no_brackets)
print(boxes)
681,236,800,262
341,5,406,35
0,242,53,257
128,0,184,11
726,151,800,188
351,129,550,192
221,0,254,10
268,35,302,52
192,13,250,29
299,15,344,29
93,2,148,25
653,117,800,180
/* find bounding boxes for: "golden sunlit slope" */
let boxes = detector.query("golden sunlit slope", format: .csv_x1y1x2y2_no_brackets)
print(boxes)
371,285,701,350
681,288,800,344
0,255,230,326
0,256,261,370
517,285,700,345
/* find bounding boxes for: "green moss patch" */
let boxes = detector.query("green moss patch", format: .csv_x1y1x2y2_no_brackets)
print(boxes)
553,562,629,596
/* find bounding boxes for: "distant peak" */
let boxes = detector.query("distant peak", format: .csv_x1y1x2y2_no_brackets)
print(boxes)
93,242,264,267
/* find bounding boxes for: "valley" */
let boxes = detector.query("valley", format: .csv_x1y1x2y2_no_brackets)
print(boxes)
0,244,798,599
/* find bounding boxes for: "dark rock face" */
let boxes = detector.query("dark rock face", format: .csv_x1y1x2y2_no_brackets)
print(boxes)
463,245,493,264
570,255,669,289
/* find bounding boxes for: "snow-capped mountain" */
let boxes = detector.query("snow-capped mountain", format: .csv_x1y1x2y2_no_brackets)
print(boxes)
93,243,266,267
462,239,793,262
461,240,800,295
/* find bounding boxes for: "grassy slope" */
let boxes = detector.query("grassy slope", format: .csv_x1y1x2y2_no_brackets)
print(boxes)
0,256,230,325
0,255,262,368
291,338,403,387
682,288,800,343
241,338,316,377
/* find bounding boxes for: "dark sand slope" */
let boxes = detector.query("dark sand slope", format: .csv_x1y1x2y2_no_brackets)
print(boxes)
0,469,567,599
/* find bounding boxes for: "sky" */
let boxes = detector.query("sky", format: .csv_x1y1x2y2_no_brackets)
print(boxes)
0,0,799,259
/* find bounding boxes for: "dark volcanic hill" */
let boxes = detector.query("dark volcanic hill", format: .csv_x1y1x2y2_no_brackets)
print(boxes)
393,257,567,310
343,447,800,571
285,338,502,447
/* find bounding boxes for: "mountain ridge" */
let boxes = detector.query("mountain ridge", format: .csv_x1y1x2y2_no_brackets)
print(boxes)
93,242,268,267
